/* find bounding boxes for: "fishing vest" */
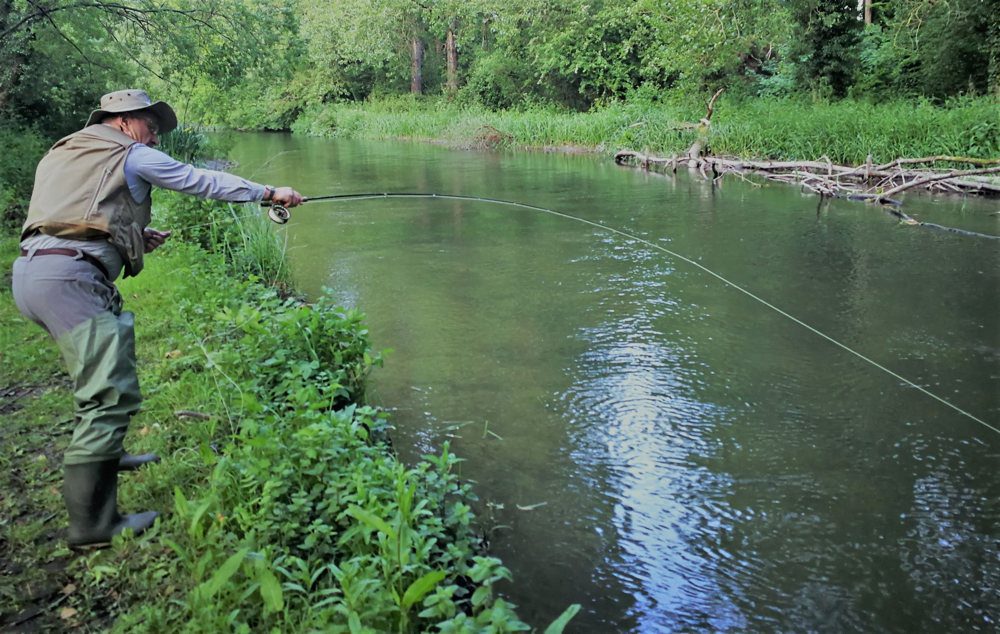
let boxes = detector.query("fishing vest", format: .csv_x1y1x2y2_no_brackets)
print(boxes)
23,124,152,277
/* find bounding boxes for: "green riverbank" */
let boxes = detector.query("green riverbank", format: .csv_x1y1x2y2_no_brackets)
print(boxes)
4,97,996,232
0,199,573,631
290,97,1000,167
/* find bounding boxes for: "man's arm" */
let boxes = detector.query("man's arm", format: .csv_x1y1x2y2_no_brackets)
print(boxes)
128,144,267,202
128,144,302,251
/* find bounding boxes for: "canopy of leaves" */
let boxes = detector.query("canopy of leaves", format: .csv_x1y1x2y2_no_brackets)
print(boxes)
0,0,995,133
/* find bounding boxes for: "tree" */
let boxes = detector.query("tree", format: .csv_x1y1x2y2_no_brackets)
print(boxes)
788,0,862,97
0,0,281,132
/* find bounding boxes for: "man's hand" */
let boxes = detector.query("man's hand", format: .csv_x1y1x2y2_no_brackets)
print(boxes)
271,187,304,208
143,228,172,253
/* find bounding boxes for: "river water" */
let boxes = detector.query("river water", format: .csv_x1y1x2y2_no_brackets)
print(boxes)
225,133,998,633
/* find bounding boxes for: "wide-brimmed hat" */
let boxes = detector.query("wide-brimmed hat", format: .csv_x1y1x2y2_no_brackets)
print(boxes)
85,89,178,133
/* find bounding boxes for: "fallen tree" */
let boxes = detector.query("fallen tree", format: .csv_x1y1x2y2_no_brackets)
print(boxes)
614,92,1000,236
614,150,1000,202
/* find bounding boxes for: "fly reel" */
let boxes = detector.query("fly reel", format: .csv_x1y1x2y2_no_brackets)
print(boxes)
267,204,291,224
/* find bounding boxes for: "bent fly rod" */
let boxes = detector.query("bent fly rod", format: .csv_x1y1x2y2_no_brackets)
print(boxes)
259,192,996,435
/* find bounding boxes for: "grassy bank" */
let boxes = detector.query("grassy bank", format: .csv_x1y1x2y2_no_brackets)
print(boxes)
292,96,1000,167
1,202,572,631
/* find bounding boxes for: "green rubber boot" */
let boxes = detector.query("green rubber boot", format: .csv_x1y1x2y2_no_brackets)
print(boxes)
63,460,158,549
118,453,161,471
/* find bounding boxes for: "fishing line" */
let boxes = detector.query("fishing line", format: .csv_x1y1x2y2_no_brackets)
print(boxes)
260,192,997,435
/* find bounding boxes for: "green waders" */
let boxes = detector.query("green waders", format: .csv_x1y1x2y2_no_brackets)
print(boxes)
55,312,159,547
57,311,142,465
12,252,158,548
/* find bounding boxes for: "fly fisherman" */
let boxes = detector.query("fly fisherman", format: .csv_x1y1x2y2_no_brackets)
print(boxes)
11,89,303,549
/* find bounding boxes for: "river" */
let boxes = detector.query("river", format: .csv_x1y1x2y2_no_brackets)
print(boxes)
225,132,999,633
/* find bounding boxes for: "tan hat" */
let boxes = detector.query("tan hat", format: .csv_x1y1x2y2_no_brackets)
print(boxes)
85,89,178,134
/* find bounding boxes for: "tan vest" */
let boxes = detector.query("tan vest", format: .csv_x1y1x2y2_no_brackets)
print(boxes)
23,124,152,277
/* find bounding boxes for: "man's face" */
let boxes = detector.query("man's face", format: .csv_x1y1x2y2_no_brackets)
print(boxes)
123,113,160,147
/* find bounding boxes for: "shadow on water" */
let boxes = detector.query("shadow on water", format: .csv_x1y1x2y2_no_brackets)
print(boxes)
225,133,1000,633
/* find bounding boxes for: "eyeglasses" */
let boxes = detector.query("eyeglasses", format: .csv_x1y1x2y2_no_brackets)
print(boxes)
129,114,159,135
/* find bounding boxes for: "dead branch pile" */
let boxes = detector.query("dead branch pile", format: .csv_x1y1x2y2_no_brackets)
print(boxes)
614,88,1000,210
614,150,1000,206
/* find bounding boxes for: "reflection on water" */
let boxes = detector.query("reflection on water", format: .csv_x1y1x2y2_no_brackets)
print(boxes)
226,133,1000,633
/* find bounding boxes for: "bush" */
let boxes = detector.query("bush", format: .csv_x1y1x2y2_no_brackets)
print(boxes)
88,250,539,631
0,125,50,231
461,53,533,111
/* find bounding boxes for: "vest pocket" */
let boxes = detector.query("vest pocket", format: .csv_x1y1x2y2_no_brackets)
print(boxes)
84,167,114,220
110,221,145,277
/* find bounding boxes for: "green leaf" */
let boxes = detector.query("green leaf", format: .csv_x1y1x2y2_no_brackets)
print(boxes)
348,611,363,633
173,486,189,515
401,570,446,610
346,505,395,539
200,548,248,598
471,585,491,607
189,499,212,538
543,604,581,634
258,567,284,614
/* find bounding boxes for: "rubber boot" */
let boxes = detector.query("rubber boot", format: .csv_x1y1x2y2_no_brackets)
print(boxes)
63,460,159,549
118,453,161,471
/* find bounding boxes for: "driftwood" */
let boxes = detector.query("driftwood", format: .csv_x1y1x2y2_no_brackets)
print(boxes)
617,91,1000,204
614,150,1000,203
614,91,999,237
614,149,1000,238
686,88,725,164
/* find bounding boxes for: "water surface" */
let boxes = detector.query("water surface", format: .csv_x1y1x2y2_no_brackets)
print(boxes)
226,133,999,633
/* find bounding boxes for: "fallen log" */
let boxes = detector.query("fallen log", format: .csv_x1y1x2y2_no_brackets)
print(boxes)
613,150,1000,202
875,156,1000,170
613,148,999,237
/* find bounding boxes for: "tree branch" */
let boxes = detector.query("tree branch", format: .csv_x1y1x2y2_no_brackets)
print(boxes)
1,0,231,40
875,155,1000,170
875,166,1000,202
26,0,112,70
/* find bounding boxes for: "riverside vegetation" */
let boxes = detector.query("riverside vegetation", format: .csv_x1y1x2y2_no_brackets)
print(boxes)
3,97,996,236
290,95,999,166
0,183,579,631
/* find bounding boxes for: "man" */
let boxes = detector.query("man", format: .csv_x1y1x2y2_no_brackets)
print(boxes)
11,89,303,549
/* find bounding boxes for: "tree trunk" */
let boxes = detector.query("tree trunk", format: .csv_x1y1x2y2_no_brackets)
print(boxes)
863,0,872,25
446,22,458,93
410,36,424,95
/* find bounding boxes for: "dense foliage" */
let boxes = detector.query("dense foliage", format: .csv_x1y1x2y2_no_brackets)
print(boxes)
1,1,994,130
1,0,995,234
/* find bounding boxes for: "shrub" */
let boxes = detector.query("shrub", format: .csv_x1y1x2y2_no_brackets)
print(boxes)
462,53,533,111
0,125,50,231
